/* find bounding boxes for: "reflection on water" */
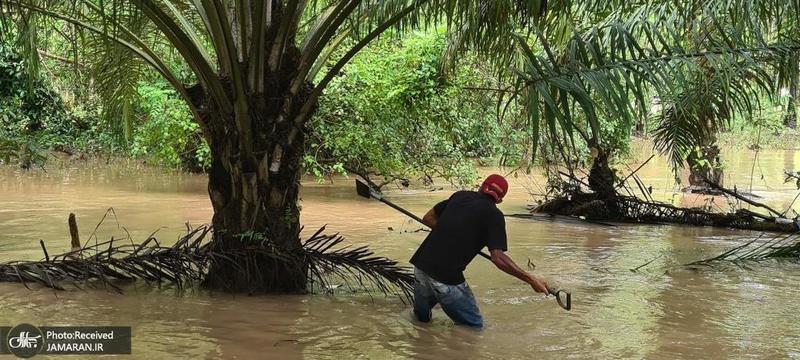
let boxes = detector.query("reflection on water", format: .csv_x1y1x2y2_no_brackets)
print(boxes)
0,151,799,359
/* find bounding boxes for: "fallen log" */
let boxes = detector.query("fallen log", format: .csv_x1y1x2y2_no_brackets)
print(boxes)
532,168,799,233
703,179,783,218
533,191,798,233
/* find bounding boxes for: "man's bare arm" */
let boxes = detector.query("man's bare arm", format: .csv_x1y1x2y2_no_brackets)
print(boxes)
490,249,549,295
422,208,438,228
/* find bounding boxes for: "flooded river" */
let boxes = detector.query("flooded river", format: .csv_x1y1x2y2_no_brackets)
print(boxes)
1,149,799,359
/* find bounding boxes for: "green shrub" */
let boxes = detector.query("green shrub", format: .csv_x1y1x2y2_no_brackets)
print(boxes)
309,30,510,185
129,81,209,171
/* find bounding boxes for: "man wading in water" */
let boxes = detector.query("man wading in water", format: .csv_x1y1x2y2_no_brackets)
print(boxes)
410,174,550,328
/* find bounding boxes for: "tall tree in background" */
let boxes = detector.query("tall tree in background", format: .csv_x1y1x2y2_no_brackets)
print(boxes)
780,13,800,131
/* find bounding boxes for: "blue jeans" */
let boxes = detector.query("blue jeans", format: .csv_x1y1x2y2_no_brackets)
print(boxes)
412,267,483,328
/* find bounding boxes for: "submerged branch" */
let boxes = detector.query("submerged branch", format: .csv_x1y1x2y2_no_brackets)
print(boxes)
786,171,800,189
703,179,783,218
534,167,799,233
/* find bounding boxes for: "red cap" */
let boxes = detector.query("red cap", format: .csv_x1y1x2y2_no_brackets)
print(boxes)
480,174,508,203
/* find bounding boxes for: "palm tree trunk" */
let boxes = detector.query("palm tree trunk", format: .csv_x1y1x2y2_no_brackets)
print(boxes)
634,119,645,136
588,146,616,200
200,94,309,294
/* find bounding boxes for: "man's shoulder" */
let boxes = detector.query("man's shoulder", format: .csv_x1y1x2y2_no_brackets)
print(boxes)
446,190,474,201
451,191,501,212
452,190,473,196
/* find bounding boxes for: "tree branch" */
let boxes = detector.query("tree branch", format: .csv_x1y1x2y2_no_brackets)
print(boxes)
37,49,84,66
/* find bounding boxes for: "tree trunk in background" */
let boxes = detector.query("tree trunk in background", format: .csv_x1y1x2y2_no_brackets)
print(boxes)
784,73,798,130
634,119,645,137
588,146,616,200
686,110,724,191
179,132,209,173
687,144,723,188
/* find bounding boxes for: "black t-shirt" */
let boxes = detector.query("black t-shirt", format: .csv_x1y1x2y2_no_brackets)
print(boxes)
410,191,508,285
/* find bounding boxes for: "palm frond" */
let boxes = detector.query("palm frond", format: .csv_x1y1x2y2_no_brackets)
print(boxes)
687,232,800,266
514,14,800,166
652,62,774,168
438,0,547,73
786,170,800,189
84,6,148,143
0,225,213,292
0,223,414,301
304,227,414,301
11,3,39,93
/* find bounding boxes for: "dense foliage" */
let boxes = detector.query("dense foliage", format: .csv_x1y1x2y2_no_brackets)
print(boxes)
309,30,519,185
0,43,77,167
129,80,210,171
0,39,209,170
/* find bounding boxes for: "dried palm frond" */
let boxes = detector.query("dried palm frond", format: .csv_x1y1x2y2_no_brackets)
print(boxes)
0,224,414,301
0,225,213,293
686,232,800,267
303,227,414,301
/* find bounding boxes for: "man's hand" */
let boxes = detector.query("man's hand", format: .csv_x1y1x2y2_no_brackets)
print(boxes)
528,276,549,295
490,249,550,296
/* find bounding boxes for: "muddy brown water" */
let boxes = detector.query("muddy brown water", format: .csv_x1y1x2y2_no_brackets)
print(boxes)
1,150,799,359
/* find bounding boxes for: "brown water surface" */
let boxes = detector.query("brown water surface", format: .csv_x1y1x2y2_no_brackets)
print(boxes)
1,151,799,359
